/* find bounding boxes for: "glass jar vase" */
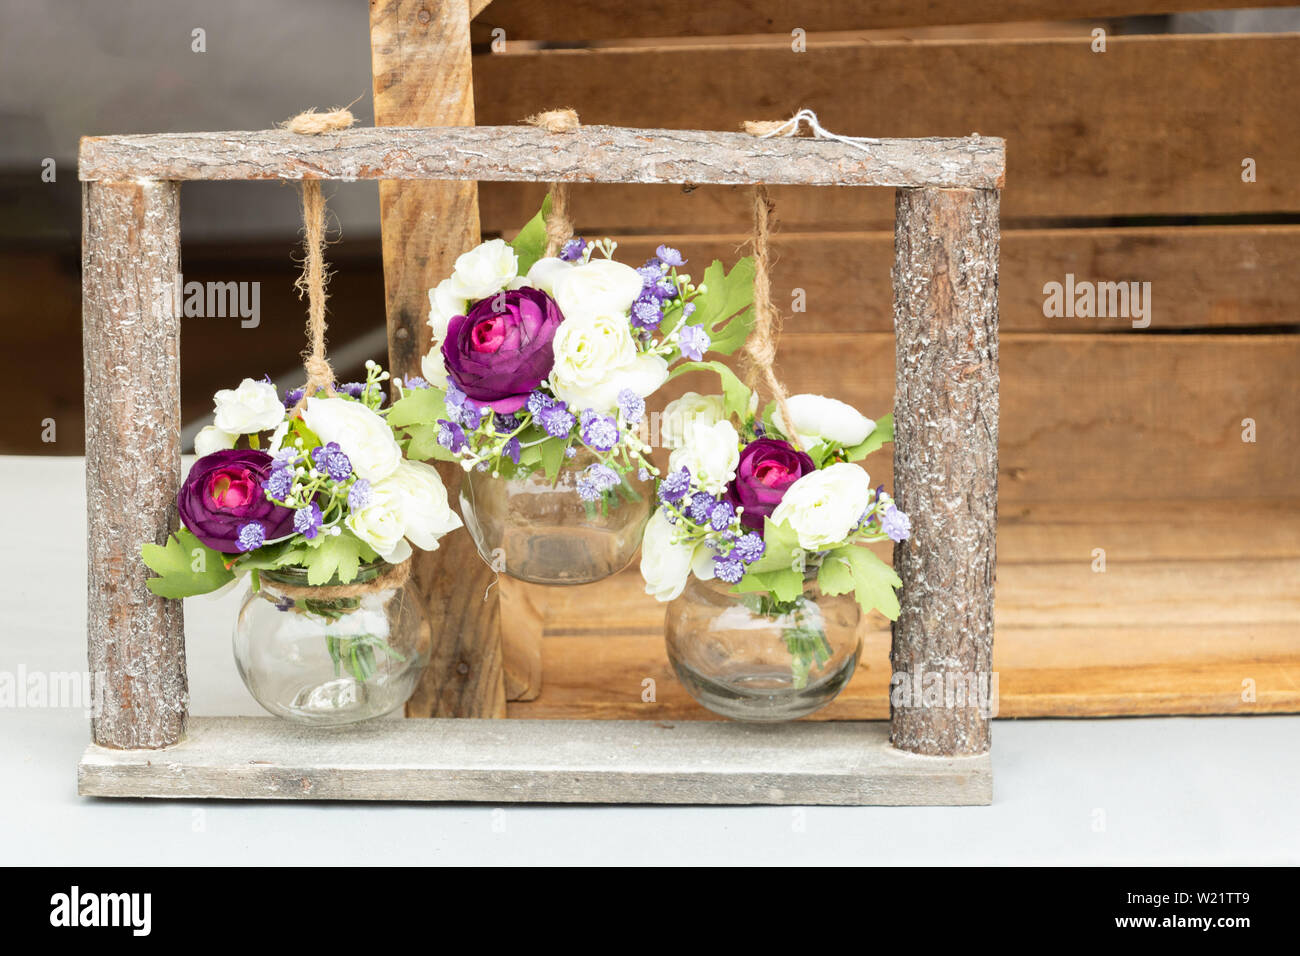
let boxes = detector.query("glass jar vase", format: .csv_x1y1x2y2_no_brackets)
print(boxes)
459,448,653,586
232,562,427,726
665,572,862,721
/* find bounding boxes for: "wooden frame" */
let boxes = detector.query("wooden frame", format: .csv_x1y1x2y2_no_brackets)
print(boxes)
76,117,1002,803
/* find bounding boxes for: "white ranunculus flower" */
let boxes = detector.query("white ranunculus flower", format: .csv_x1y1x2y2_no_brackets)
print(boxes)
525,256,573,297
345,478,412,563
550,258,643,322
660,392,726,449
301,397,402,483
447,238,518,301
640,510,701,602
427,278,468,342
549,313,669,412
267,419,290,455
194,425,238,457
772,463,872,551
420,345,449,389
775,393,876,449
212,378,283,435
668,420,741,496
381,459,463,552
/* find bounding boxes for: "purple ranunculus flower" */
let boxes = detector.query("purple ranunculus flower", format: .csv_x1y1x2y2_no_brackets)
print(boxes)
177,449,295,554
725,438,816,533
441,288,564,413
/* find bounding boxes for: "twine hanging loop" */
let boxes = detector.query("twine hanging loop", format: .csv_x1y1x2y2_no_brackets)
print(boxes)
523,108,580,257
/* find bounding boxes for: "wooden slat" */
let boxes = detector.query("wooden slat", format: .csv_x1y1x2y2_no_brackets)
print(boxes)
370,0,506,720
505,498,1300,720
474,34,1300,225
472,0,1298,40
77,126,1003,190
663,333,1299,502
607,225,1300,331
76,716,992,806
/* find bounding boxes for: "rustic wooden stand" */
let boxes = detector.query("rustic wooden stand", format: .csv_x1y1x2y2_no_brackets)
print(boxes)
76,119,1002,804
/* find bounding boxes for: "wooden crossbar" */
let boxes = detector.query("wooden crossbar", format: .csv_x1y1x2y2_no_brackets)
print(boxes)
78,125,1005,189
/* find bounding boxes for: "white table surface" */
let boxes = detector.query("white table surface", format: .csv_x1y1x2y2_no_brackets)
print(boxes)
2,454,1296,865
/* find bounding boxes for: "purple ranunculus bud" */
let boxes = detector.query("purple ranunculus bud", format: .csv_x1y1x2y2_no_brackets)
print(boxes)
725,438,816,533
177,449,295,553
441,287,564,414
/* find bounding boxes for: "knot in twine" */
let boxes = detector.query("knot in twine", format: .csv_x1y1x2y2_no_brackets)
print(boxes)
266,557,412,601
281,107,356,411
743,108,881,150
523,108,580,257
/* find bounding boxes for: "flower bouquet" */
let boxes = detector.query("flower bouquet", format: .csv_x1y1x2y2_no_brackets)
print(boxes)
642,381,909,720
140,362,463,724
395,200,758,585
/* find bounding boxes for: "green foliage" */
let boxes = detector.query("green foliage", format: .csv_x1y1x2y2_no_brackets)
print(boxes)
733,566,803,604
540,436,568,483
141,530,235,598
402,423,459,463
843,413,894,462
509,196,554,275
818,544,902,621
667,360,752,419
689,258,755,355
300,529,379,586
742,517,804,576
386,387,449,429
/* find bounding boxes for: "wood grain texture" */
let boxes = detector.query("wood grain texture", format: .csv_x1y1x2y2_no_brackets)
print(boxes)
370,0,504,719
499,577,543,700
889,188,999,756
77,127,1005,190
609,225,1300,332
664,333,1300,502
472,34,1299,226
504,498,1300,720
77,716,992,805
472,0,1298,40
82,181,187,749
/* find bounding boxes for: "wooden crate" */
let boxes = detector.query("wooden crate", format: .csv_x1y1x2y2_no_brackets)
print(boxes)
411,1,1300,720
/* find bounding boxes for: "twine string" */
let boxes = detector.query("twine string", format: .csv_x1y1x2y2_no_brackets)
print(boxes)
266,556,412,601
523,108,579,257
742,107,882,152
280,106,357,411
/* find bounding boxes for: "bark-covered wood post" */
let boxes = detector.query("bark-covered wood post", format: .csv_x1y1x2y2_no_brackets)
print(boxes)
890,186,999,757
370,0,508,718
83,179,187,749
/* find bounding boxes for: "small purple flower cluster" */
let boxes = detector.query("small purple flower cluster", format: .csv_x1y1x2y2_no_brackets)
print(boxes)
656,467,768,584
576,462,621,502
630,245,688,332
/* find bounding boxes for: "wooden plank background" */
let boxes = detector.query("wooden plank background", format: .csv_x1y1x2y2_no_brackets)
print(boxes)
460,8,1300,719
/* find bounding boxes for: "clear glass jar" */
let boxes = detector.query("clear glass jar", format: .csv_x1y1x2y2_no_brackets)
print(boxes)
665,572,862,721
459,448,653,586
232,562,427,726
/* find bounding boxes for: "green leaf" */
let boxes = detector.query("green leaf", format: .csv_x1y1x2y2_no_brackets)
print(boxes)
508,195,553,276
301,530,379,586
539,437,568,483
823,544,903,621
690,258,755,355
744,518,805,575
403,423,459,462
141,530,235,598
386,388,449,429
733,567,804,604
667,360,752,419
843,413,894,462
235,540,312,572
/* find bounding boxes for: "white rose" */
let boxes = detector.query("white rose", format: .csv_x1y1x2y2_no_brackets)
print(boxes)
772,463,872,551
551,258,643,322
549,313,669,412
525,256,573,297
193,425,238,457
380,459,463,552
212,378,283,435
420,345,449,388
345,479,412,564
775,394,875,450
447,238,518,301
301,397,402,483
640,510,702,602
668,420,740,496
660,392,726,449
427,277,468,342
